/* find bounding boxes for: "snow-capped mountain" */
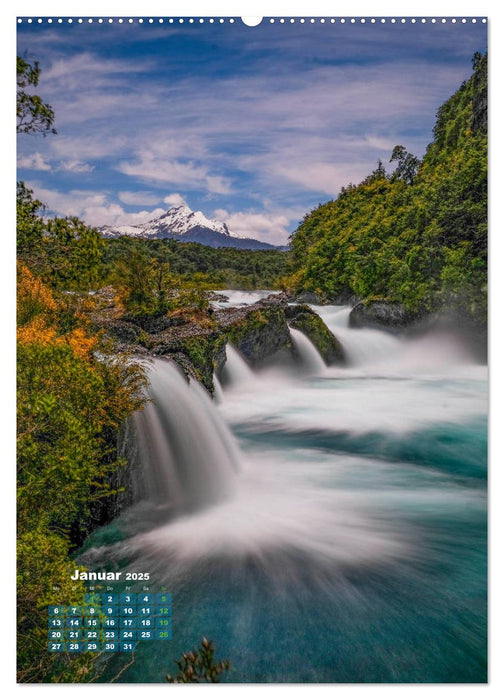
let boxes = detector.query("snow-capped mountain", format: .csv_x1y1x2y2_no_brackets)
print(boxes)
100,205,275,250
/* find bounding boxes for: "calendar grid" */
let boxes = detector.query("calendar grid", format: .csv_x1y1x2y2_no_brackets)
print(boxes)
47,592,172,653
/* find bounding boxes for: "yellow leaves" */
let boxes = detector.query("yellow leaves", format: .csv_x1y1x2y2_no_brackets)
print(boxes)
17,263,57,326
17,264,98,360
17,317,57,346
65,327,97,360
17,319,97,360
17,263,56,309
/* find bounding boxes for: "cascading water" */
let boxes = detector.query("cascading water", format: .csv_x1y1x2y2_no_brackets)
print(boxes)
80,302,487,684
220,344,255,387
289,327,326,374
212,289,277,308
312,305,476,373
213,374,225,404
312,305,402,368
130,359,239,515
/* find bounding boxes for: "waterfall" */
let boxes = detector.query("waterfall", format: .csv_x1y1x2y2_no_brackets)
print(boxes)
313,306,402,368
221,344,255,387
131,359,239,516
289,327,326,374
213,374,224,404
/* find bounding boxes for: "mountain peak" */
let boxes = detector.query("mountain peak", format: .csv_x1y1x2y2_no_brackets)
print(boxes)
99,204,275,250
142,204,238,238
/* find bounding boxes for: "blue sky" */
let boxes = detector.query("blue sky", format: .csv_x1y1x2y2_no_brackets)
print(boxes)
17,18,487,243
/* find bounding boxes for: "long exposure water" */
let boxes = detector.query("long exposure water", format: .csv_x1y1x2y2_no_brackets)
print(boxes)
80,293,487,683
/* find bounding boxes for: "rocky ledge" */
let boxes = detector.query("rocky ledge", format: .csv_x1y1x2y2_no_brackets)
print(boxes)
89,289,345,393
349,300,432,335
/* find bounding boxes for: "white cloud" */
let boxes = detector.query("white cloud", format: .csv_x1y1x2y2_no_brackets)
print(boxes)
58,160,95,173
116,208,165,226
205,175,233,196
118,156,204,185
50,134,130,160
117,154,233,195
119,191,161,206
17,153,52,172
214,208,295,245
273,162,371,196
43,52,152,91
17,38,477,242
163,193,187,207
26,183,164,228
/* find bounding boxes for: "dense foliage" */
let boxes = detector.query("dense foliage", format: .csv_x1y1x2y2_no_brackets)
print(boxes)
17,183,104,290
16,261,146,682
102,237,286,315
287,54,487,322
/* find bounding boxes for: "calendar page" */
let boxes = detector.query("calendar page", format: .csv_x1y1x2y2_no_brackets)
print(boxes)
16,14,488,684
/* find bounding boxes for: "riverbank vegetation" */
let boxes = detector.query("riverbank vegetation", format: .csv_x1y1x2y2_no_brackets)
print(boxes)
17,253,146,682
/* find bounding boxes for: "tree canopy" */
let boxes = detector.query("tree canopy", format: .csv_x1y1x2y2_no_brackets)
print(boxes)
17,56,56,135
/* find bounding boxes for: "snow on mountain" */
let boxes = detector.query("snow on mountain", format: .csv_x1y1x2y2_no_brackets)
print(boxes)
99,205,275,250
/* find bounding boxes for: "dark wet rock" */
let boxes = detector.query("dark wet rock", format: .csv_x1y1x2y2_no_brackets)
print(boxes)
104,320,143,344
123,313,186,333
207,291,229,303
329,293,361,307
293,291,326,304
349,300,429,334
222,304,292,368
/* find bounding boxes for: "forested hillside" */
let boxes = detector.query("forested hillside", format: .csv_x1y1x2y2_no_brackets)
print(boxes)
287,53,487,323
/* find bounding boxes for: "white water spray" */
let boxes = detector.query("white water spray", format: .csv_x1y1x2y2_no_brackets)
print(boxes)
221,344,255,387
86,305,486,585
312,306,402,368
289,327,326,374
313,305,477,374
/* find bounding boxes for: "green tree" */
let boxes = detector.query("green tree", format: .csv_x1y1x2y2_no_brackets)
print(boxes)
17,56,56,135
166,638,231,683
389,145,420,185
16,181,45,258
45,216,104,290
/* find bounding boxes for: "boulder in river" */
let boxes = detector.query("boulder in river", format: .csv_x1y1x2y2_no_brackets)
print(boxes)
349,300,430,334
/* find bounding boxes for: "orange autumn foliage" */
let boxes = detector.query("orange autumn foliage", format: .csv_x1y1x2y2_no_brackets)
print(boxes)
17,263,57,324
17,264,98,360
64,327,97,360
17,317,57,345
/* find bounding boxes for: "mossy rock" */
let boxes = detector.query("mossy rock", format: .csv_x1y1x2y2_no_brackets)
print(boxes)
225,306,292,367
177,333,227,393
289,308,345,365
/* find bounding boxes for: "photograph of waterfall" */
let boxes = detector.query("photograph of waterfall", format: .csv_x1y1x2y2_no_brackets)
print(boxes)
16,14,487,685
